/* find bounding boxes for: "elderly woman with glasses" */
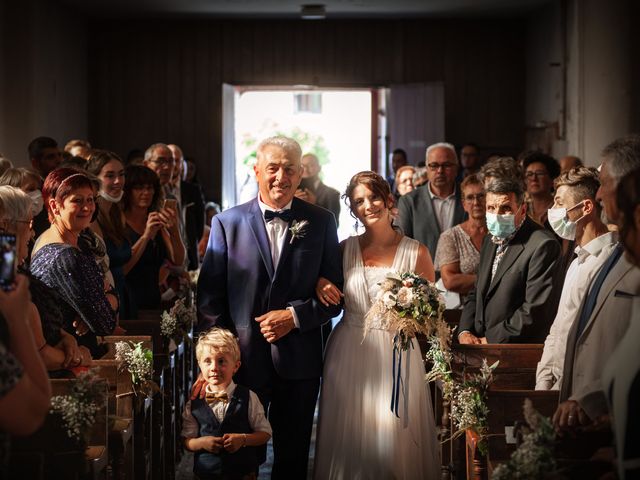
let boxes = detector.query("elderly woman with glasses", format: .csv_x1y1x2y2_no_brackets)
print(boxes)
0,185,91,371
522,152,561,227
30,168,117,358
434,174,487,305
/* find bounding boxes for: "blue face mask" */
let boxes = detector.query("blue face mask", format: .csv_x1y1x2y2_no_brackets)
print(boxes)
486,212,516,239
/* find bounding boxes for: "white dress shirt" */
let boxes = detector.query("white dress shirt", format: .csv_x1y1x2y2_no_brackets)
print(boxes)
257,196,300,328
428,183,457,233
181,380,273,439
535,231,618,390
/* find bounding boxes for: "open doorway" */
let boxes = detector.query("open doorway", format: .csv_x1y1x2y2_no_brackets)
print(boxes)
228,87,372,240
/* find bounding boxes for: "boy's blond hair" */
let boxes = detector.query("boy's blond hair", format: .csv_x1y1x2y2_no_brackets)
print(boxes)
196,327,241,363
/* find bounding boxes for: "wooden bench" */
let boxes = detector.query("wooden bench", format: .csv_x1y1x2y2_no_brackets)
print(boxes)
435,343,544,479
92,358,153,480
466,389,559,480
8,377,109,480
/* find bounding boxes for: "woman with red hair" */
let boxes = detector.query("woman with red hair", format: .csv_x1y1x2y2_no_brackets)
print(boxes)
30,168,117,357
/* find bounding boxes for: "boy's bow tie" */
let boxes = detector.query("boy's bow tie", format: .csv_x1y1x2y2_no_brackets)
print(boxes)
264,209,293,222
206,391,229,405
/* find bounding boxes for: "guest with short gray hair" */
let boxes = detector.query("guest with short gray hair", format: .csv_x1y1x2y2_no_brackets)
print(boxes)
458,172,562,344
397,142,466,261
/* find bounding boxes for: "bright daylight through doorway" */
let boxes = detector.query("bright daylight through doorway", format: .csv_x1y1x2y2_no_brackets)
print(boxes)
234,88,372,240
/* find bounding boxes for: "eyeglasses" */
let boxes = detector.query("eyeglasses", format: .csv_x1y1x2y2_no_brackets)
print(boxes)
427,162,456,171
149,158,174,167
464,193,485,203
525,170,549,179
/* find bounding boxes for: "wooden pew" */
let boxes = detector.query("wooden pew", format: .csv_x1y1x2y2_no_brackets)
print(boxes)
466,390,559,480
8,377,109,480
92,357,153,480
437,343,544,479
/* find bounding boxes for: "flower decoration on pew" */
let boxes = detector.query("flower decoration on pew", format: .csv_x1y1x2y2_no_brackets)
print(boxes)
114,341,154,395
492,399,556,479
426,339,498,455
365,271,447,416
49,369,106,444
161,297,197,344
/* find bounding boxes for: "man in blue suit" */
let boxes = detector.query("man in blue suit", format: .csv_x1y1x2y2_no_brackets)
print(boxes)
197,136,343,478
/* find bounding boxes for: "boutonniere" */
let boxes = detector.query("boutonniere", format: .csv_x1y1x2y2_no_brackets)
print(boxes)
289,219,309,244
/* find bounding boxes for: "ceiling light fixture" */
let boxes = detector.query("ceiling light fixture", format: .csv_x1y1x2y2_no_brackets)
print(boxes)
300,4,326,20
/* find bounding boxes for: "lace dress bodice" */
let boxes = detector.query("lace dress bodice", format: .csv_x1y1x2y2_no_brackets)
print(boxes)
341,235,420,330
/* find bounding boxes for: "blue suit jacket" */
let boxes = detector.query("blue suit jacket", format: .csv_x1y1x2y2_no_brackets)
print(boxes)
197,197,343,387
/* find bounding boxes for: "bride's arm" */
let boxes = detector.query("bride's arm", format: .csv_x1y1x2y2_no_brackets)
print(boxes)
316,277,343,307
415,244,436,283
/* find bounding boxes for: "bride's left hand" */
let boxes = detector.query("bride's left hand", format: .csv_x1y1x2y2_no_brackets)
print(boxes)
316,277,343,307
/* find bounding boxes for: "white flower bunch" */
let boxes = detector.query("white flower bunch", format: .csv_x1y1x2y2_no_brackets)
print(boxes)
49,369,104,443
492,399,557,479
160,311,178,337
115,341,154,388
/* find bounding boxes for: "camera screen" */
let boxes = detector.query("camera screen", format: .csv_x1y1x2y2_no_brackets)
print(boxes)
0,234,16,290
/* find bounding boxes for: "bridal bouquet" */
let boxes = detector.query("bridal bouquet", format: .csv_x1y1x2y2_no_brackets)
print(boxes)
365,271,446,351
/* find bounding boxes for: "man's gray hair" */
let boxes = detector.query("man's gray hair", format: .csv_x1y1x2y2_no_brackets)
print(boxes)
257,136,302,162
0,185,33,222
425,142,458,164
144,143,170,162
486,176,525,205
601,134,640,186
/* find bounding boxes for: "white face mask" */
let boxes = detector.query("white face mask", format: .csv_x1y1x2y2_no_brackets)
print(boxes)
547,201,585,240
27,190,44,217
99,190,124,203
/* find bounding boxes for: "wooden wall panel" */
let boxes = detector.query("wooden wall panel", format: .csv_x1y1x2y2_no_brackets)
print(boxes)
88,18,524,201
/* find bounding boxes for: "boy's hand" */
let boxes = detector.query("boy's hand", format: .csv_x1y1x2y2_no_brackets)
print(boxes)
201,436,224,453
222,433,245,453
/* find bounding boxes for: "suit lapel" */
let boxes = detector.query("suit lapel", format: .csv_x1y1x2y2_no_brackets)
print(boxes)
477,239,496,299
246,200,274,278
578,255,633,342
486,220,534,296
420,187,440,235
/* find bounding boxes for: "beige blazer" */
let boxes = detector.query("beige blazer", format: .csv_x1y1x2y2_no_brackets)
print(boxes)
560,251,640,419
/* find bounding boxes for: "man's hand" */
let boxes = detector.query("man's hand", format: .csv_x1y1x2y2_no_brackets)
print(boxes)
458,332,481,345
552,400,590,431
222,433,245,453
294,188,317,205
255,309,295,343
190,373,207,400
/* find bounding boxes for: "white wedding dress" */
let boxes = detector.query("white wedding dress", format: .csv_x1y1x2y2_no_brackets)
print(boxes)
314,235,440,479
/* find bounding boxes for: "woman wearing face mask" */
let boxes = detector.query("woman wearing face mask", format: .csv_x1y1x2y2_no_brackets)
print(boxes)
87,150,135,318
535,167,617,391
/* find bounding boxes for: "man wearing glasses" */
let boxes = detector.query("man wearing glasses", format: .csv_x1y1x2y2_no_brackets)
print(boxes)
143,143,175,187
397,142,466,262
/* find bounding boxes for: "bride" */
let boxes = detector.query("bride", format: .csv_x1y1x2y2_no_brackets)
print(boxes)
313,171,440,479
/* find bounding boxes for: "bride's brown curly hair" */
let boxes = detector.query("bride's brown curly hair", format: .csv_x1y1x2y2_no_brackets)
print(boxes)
343,171,394,220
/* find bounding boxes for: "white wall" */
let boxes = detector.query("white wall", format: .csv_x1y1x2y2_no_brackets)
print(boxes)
526,0,632,166
0,0,87,166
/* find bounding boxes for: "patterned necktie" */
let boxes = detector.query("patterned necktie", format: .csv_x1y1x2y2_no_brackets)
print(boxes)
264,209,293,223
205,391,229,405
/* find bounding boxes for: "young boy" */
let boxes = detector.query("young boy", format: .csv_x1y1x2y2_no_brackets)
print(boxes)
182,328,271,480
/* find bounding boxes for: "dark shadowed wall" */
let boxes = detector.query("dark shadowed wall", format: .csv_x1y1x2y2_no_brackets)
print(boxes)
89,18,525,201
